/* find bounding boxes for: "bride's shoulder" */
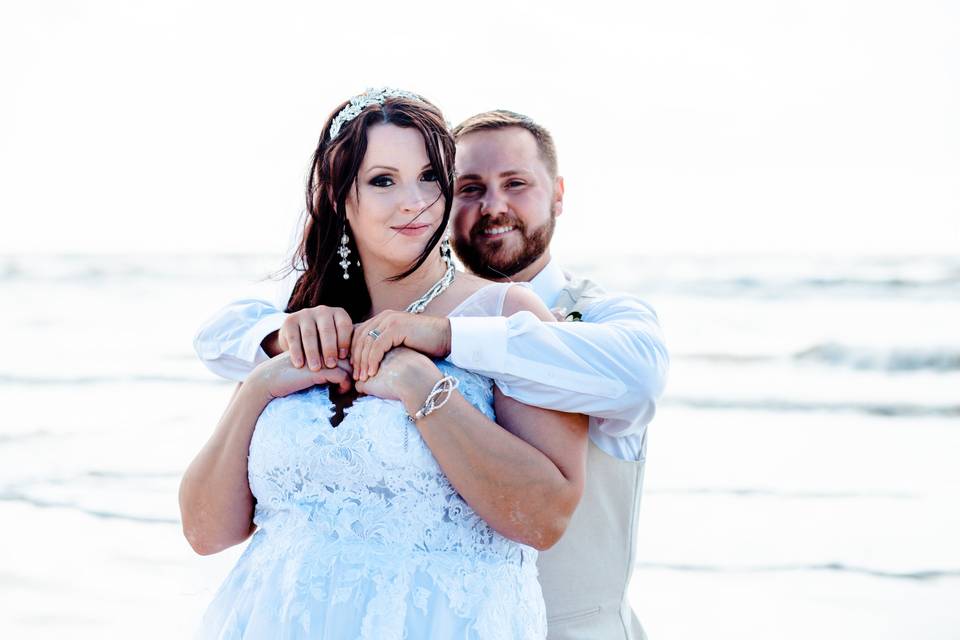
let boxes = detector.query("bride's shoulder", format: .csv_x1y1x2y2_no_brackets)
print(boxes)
443,272,496,301
445,274,553,321
499,283,553,320
451,271,491,290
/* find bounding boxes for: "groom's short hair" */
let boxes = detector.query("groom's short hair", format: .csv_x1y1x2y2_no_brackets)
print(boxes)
452,110,558,178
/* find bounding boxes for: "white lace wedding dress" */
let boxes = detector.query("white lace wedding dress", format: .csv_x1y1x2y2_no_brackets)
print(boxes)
197,283,546,639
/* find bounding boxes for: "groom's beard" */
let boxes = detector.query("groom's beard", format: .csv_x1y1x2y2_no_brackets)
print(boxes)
453,208,556,279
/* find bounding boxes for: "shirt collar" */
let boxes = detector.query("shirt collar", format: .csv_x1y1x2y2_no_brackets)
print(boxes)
528,258,568,309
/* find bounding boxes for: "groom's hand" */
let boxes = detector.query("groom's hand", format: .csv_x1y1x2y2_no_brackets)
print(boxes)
351,311,451,382
273,305,354,371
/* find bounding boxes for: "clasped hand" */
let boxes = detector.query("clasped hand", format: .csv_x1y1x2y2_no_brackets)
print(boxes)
257,305,451,401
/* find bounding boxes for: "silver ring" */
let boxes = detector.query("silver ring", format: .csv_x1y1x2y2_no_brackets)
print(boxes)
367,329,382,340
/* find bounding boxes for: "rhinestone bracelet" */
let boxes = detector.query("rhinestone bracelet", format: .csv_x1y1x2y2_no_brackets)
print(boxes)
409,375,459,422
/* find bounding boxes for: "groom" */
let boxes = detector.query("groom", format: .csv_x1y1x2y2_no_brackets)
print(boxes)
194,110,668,639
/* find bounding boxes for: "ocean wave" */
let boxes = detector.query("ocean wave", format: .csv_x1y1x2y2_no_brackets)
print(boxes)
647,488,916,499
12,471,181,486
652,277,960,298
794,343,960,372
635,561,960,581
664,396,960,417
683,343,960,372
0,491,179,525
0,254,285,284
0,373,227,386
0,429,55,443
567,254,960,299
84,470,181,479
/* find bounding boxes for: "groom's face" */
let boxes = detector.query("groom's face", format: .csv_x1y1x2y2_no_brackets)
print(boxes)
452,127,563,280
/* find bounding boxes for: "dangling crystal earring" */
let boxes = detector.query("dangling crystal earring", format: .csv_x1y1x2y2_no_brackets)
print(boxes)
338,225,352,280
440,231,453,268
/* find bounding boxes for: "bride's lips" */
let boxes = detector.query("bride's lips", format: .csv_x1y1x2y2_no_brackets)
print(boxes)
391,224,431,237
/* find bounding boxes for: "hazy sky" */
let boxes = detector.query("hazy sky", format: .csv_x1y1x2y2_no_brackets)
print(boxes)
2,0,957,256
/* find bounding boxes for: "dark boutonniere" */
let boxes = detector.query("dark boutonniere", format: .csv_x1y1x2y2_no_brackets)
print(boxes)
564,311,583,322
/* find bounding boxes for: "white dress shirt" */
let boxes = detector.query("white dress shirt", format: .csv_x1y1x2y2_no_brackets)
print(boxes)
192,259,669,461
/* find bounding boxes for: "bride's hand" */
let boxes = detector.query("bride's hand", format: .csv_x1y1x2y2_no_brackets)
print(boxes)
248,352,353,400
355,347,441,408
351,311,451,382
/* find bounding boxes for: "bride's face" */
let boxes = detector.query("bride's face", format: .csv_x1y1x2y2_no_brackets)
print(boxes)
345,123,445,272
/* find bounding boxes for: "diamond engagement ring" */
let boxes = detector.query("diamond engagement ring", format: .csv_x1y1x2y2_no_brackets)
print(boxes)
367,329,382,340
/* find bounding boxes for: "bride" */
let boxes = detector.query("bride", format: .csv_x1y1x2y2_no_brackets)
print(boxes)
179,89,588,639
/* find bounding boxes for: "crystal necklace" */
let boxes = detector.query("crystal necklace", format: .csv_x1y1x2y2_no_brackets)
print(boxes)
404,256,456,314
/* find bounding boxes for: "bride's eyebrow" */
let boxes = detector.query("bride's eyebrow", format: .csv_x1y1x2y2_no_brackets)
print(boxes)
364,163,433,174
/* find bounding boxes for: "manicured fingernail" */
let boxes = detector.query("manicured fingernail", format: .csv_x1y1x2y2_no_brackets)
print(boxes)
326,358,336,368
293,357,302,367
339,349,348,359
309,360,319,370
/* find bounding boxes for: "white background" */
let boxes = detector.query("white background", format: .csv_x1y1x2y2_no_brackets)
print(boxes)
2,0,958,257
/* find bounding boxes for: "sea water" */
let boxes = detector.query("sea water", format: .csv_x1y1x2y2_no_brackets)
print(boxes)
1,252,957,638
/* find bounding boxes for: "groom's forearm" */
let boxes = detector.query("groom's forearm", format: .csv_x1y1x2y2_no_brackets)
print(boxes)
449,298,669,424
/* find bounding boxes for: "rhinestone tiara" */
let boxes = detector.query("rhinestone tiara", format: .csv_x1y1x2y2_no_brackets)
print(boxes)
328,87,422,141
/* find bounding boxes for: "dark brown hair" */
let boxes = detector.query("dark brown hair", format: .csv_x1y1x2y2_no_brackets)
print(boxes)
284,95,455,321
452,110,558,177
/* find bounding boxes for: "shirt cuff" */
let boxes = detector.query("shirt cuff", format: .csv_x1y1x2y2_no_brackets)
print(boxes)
239,312,288,364
448,316,509,373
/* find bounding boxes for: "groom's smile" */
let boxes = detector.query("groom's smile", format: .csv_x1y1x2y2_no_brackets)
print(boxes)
479,224,518,237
